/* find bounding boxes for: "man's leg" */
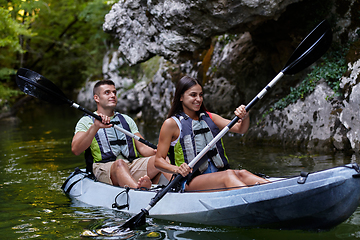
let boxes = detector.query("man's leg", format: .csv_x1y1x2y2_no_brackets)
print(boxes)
110,159,151,189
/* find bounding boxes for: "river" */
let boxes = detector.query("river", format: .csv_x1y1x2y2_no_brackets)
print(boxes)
1,102,360,239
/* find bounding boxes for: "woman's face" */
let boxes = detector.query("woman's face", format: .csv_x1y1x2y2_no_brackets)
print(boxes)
180,84,203,113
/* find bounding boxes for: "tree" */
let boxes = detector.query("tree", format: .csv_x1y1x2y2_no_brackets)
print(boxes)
0,5,34,109
26,0,113,90
0,0,112,110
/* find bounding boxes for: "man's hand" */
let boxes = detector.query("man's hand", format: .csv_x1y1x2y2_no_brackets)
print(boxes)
95,113,112,129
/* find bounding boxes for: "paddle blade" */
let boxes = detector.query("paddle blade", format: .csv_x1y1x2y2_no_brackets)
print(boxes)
103,211,147,234
16,68,71,105
282,20,332,75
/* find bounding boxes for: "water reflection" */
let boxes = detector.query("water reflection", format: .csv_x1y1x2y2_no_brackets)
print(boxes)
80,207,360,240
1,104,360,239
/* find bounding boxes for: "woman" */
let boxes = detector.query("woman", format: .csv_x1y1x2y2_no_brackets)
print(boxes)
155,76,269,192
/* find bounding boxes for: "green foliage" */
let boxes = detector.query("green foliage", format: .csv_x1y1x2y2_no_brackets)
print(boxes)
0,0,112,92
0,7,34,80
0,6,33,108
0,83,24,109
26,0,113,90
141,55,162,81
259,45,348,123
115,56,162,91
218,34,239,45
0,0,114,112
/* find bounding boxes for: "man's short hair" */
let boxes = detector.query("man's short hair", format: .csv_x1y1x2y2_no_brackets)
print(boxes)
93,79,115,96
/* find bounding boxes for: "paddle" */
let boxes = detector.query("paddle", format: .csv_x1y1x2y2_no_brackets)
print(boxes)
104,19,332,234
15,68,158,150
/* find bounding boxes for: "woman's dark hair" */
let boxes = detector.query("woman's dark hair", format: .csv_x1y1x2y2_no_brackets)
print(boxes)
93,79,115,96
167,76,207,118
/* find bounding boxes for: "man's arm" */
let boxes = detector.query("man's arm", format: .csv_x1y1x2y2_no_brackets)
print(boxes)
122,114,157,157
71,114,112,155
71,124,100,155
134,132,157,157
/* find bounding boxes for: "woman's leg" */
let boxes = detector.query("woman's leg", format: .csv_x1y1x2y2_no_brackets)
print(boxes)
234,169,270,185
185,170,247,192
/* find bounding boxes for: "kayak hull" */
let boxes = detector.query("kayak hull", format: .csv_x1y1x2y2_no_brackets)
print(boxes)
62,164,360,230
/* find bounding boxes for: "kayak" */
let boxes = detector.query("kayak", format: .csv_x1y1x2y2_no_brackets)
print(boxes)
62,163,360,230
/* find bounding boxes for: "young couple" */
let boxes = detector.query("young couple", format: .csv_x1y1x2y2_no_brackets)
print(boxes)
71,76,268,192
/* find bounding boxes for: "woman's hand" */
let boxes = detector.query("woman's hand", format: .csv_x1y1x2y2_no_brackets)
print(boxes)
175,163,192,177
234,105,248,122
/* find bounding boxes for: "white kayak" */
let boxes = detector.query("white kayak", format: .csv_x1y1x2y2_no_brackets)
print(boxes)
62,163,360,230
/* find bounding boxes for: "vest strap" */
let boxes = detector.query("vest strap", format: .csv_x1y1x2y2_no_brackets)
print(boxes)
169,146,176,165
204,148,218,159
194,128,210,135
85,147,94,176
109,139,127,146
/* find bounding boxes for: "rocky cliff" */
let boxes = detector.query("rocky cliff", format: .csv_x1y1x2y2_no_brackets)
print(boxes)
77,0,360,153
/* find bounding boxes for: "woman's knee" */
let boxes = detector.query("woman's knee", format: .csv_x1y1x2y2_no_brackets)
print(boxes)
225,169,236,174
222,169,247,187
223,169,238,178
236,169,251,177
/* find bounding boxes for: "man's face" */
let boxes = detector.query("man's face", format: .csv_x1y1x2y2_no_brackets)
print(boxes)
94,84,117,109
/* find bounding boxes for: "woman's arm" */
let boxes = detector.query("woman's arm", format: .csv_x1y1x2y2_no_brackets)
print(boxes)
155,118,192,177
211,105,250,134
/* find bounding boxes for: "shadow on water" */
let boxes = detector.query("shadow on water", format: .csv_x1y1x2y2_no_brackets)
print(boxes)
1,102,360,239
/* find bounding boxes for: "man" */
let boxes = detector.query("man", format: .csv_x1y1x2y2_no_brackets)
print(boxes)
71,79,165,189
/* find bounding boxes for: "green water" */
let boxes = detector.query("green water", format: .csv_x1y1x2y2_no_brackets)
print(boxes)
1,103,360,239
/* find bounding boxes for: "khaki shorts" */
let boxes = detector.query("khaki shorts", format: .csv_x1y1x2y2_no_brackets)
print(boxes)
93,156,151,185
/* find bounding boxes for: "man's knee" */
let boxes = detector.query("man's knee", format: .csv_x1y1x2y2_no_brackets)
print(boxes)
112,159,127,169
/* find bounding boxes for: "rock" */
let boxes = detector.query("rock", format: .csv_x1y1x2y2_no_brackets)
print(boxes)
249,80,339,152
339,59,360,151
248,57,360,153
103,0,300,65
204,32,278,116
77,56,177,122
203,77,240,115
140,59,177,123
81,0,360,153
76,80,97,111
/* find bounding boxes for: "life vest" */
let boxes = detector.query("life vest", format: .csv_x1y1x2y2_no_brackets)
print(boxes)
170,111,230,175
85,113,139,169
